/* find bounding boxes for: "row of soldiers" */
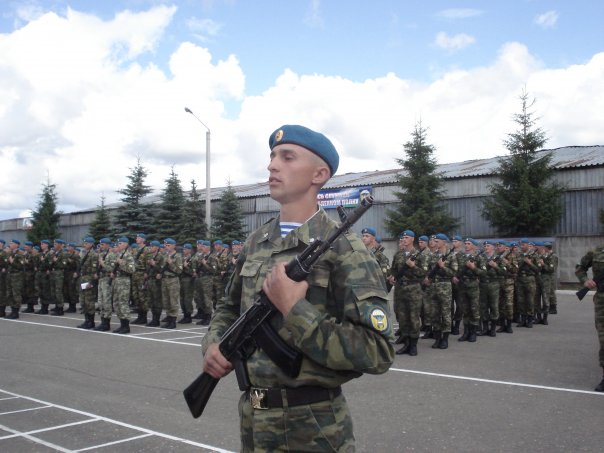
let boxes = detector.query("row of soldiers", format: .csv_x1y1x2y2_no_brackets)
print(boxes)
0,234,241,334
360,229,558,356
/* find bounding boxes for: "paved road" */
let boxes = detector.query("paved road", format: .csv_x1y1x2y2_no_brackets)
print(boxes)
1,291,603,452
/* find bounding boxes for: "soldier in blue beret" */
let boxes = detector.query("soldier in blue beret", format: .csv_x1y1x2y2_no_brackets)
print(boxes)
516,237,540,328
63,241,81,313
131,231,150,324
202,124,393,451
361,227,391,291
3,239,26,318
449,234,465,335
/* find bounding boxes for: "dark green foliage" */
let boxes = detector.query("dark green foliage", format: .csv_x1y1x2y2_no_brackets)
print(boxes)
482,91,564,236
181,179,208,243
87,196,113,242
114,158,153,241
385,122,458,238
153,166,186,242
210,182,246,244
27,180,62,243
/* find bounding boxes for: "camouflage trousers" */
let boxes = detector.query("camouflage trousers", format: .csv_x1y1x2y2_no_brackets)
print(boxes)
459,281,480,326
38,272,52,305
50,270,65,308
97,277,113,319
131,272,148,313
161,276,180,317
539,275,556,315
78,278,98,316
239,390,354,452
23,271,37,305
451,283,463,322
212,276,226,308
200,276,214,313
479,281,500,322
394,282,423,339
499,279,515,320
180,276,194,314
516,276,536,317
112,276,131,320
422,284,435,327
6,273,24,309
534,278,544,315
64,273,79,306
0,273,6,307
593,292,604,368
193,276,206,313
432,281,452,333
148,279,162,315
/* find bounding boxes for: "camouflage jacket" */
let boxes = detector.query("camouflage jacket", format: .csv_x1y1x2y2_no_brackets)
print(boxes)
481,252,506,282
51,249,69,271
575,245,604,291
78,248,99,282
517,250,540,277
540,252,558,276
202,208,394,388
112,249,135,277
133,245,151,274
429,249,458,281
38,251,53,272
161,251,183,277
390,248,429,283
371,246,390,287
7,251,25,272
0,248,8,272
457,251,487,283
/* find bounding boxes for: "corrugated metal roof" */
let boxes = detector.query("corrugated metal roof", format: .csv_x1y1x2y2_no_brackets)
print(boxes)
102,145,604,207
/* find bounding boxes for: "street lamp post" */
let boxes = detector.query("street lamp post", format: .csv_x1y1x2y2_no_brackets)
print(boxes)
184,107,211,230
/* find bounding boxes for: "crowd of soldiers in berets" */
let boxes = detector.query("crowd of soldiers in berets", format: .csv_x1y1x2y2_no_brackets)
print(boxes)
0,234,242,334
360,227,559,355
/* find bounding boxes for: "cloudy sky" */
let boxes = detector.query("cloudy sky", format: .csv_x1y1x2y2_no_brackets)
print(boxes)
1,0,603,221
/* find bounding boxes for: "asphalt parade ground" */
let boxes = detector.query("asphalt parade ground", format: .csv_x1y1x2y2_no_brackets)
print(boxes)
1,291,603,452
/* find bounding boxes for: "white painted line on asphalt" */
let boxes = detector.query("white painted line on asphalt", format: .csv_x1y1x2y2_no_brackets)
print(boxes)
0,418,99,440
165,335,206,341
0,318,202,347
0,422,72,453
390,367,604,396
0,396,19,401
74,433,153,451
0,389,236,453
0,405,51,415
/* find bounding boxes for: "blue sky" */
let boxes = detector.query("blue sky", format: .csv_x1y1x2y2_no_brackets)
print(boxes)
0,0,603,220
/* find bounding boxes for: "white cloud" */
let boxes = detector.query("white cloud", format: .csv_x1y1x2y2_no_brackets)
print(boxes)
304,0,324,28
437,8,483,19
186,17,223,42
434,31,476,51
1,7,603,221
535,10,559,29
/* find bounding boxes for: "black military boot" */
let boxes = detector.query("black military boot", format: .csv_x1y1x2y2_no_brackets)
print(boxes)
535,312,542,324
595,370,604,392
7,307,20,319
394,334,407,345
131,310,148,325
407,338,418,356
496,317,506,333
192,310,203,320
160,314,169,323
35,304,49,314
542,313,549,325
549,305,557,314
77,314,94,329
113,318,130,334
421,326,434,339
458,324,470,342
451,320,461,335
488,320,497,337
93,317,110,331
146,312,161,327
431,331,442,349
395,337,414,355
468,324,477,343
22,304,35,313
178,312,192,324
517,315,527,328
65,304,77,313
50,306,64,316
526,316,534,328
0,306,6,317
476,321,488,336
505,319,514,334
161,316,177,329
439,332,449,349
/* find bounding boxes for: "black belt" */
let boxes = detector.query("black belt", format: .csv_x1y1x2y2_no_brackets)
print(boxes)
248,385,342,410
399,279,421,285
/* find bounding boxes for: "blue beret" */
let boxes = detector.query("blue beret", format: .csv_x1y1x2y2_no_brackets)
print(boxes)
400,230,415,238
159,244,165,248
232,240,241,245
11,239,20,245
509,241,518,247
55,239,65,245
183,243,193,249
213,240,223,245
0,239,5,244
419,235,429,242
203,240,211,246
130,243,139,249
464,238,480,246
68,242,76,247
196,239,204,244
18,246,25,251
435,233,449,242
33,245,40,251
24,241,33,246
519,238,530,244
41,239,50,245
100,238,111,244
483,240,496,246
361,227,377,237
544,241,553,248
452,235,462,241
269,125,339,176
376,235,382,243
534,240,545,247
83,237,95,244
164,238,176,245
117,237,129,244
150,240,161,247
136,233,147,239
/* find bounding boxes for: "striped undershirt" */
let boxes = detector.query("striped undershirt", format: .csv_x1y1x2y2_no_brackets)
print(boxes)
280,222,302,238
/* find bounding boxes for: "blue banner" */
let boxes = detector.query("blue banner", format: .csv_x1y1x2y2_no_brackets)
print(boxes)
317,186,372,209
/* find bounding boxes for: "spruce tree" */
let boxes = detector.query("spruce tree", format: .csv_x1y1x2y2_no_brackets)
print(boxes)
210,182,246,243
27,178,62,243
181,179,208,243
481,91,564,236
114,157,153,240
87,195,113,241
385,121,458,238
154,166,186,242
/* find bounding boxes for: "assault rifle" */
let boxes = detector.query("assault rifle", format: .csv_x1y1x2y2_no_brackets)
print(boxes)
576,268,604,301
426,248,454,282
183,196,375,419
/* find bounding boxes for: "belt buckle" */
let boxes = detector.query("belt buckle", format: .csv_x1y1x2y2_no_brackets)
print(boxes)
250,388,268,410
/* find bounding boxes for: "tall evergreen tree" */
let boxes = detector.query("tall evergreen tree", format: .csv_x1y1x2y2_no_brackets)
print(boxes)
481,91,564,236
181,179,208,243
114,157,153,240
27,178,62,243
87,195,113,241
154,166,186,242
385,122,458,238
210,182,246,243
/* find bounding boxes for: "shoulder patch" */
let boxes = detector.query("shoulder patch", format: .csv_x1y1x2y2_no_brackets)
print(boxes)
367,306,389,333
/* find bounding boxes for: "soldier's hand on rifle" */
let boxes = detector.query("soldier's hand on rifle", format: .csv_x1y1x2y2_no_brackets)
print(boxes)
437,258,445,268
263,261,309,317
584,279,597,289
452,276,460,284
202,343,233,379
466,261,476,270
488,260,497,268
406,258,415,268
387,275,396,286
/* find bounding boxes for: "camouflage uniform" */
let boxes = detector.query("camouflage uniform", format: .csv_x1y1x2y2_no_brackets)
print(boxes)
498,251,518,332
179,251,195,320
478,250,506,336
22,250,37,310
0,245,7,315
6,249,25,316
63,249,80,311
538,249,557,321
547,249,559,314
209,249,229,306
161,251,183,319
420,247,435,334
429,250,458,336
131,245,150,322
96,249,115,326
50,248,68,312
77,246,99,329
111,248,135,321
457,251,486,341
36,248,54,312
146,248,164,326
575,245,604,391
371,245,391,291
202,210,394,452
201,251,220,308
516,249,540,326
